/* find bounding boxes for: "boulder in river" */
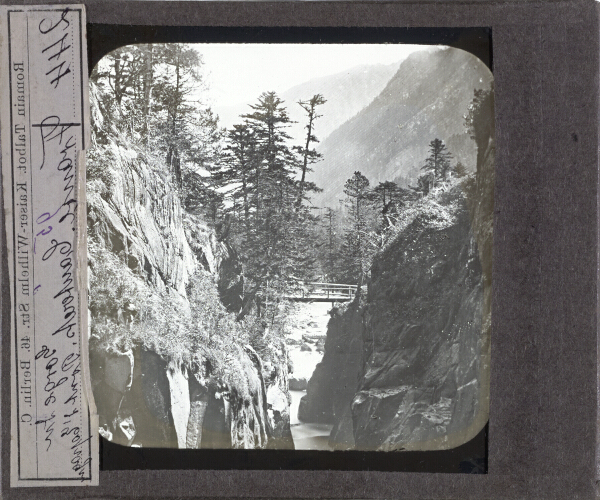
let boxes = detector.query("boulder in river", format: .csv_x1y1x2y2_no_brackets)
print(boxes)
289,376,308,391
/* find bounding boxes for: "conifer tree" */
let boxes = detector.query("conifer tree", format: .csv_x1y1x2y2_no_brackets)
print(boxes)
322,207,341,281
214,123,256,242
151,44,204,186
338,171,374,284
421,138,453,188
294,94,326,205
372,181,401,226
240,92,297,287
453,161,468,178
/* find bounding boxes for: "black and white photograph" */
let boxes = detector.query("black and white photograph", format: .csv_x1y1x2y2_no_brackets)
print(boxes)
86,42,493,455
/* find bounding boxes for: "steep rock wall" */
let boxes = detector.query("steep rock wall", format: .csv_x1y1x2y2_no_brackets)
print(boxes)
88,147,293,450
354,177,489,451
300,95,493,452
87,150,234,297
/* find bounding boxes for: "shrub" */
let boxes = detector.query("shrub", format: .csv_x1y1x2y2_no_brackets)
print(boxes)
88,242,149,354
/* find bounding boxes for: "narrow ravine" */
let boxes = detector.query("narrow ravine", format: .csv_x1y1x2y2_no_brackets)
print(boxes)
286,302,334,450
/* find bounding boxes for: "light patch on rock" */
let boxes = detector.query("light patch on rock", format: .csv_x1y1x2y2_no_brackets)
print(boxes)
166,363,190,449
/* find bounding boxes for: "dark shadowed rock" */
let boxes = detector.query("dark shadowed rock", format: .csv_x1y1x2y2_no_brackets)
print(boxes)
289,376,308,391
200,393,233,449
94,381,129,445
216,243,244,313
127,347,178,448
298,300,364,427
93,350,136,446
329,406,355,450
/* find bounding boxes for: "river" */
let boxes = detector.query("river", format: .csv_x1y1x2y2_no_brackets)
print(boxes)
286,301,334,450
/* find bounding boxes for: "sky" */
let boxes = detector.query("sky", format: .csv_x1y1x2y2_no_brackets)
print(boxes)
195,43,431,108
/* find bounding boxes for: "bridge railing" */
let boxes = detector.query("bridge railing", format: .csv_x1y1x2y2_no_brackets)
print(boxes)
299,282,358,299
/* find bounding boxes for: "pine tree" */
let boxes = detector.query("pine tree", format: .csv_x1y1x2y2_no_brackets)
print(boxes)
240,92,296,285
91,43,224,221
453,161,468,178
213,123,257,242
338,171,374,285
323,207,339,280
91,45,153,140
372,181,401,227
207,91,330,311
151,44,204,186
421,138,453,188
294,94,326,205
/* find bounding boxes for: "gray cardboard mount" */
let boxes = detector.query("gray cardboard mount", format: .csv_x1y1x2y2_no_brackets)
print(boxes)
1,0,598,498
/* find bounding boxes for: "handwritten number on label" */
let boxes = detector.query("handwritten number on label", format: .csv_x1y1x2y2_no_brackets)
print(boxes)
33,208,59,253
38,9,70,35
37,207,61,224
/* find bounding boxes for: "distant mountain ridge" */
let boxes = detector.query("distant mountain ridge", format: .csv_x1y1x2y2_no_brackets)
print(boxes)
308,47,493,207
214,61,402,145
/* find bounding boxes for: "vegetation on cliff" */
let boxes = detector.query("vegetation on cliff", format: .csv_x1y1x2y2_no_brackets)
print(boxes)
300,83,494,453
87,42,493,452
87,44,295,449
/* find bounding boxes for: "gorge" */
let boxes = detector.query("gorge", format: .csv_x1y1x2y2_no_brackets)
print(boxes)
87,43,492,456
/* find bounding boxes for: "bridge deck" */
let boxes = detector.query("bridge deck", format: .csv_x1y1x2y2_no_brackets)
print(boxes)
283,282,358,302
288,296,354,302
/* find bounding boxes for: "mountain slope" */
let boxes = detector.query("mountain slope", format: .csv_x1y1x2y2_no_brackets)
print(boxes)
214,62,402,144
309,47,492,207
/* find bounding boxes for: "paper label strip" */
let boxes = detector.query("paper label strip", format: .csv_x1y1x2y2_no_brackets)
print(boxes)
0,5,98,487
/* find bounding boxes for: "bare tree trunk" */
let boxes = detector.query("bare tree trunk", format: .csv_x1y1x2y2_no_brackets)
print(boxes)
142,44,153,142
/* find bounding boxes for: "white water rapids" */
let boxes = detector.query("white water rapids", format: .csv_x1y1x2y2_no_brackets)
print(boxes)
286,302,334,450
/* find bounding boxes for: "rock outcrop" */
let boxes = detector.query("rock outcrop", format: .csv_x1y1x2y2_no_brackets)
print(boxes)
88,138,293,450
93,336,296,451
298,301,365,440
300,89,493,452
353,176,489,451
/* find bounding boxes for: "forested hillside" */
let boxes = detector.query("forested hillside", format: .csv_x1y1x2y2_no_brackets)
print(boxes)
311,47,492,207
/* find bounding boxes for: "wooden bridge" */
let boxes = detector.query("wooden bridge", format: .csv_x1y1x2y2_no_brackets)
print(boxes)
285,282,358,303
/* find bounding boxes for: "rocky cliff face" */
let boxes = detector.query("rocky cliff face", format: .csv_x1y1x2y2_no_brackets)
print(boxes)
87,141,293,450
300,92,493,452
354,175,490,451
